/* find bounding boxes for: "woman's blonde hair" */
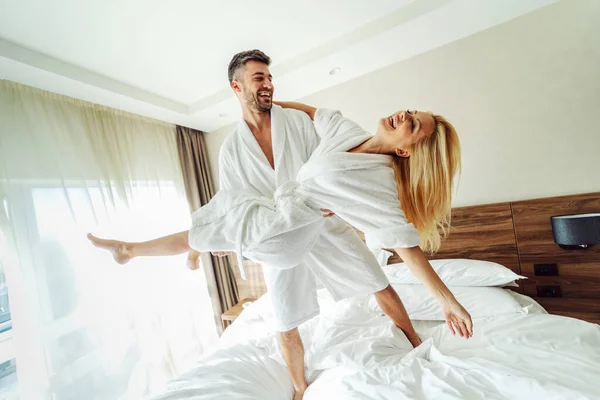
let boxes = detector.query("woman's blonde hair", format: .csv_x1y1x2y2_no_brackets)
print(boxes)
390,115,461,253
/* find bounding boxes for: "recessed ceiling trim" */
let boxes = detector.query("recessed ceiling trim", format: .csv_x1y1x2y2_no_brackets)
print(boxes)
0,38,188,113
0,0,558,132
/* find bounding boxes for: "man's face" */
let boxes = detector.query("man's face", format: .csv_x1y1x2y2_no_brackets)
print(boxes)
232,60,273,112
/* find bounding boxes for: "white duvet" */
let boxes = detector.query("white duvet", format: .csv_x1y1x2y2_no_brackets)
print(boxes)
152,292,600,400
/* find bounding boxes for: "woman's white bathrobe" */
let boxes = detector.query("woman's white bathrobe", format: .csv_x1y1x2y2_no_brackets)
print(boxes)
193,107,420,331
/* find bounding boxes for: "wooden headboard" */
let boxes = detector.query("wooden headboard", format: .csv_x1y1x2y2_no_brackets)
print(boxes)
386,202,521,275
233,192,600,324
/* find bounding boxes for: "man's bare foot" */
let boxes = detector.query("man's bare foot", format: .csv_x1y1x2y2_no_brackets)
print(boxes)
293,386,307,400
87,233,133,264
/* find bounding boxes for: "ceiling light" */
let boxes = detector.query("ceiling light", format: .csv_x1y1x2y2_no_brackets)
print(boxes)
329,67,341,76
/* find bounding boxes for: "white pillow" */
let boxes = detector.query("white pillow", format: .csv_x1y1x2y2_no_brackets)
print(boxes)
367,285,524,320
382,258,526,287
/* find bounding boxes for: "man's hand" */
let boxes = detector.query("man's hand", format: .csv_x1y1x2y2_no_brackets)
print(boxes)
211,251,231,257
321,209,335,218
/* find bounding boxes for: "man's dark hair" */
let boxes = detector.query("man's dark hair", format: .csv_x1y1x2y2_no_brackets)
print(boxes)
228,49,271,84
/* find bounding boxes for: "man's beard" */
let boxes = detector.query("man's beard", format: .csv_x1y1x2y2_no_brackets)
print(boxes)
243,88,272,112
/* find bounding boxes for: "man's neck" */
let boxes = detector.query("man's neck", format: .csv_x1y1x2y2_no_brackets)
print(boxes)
242,107,271,134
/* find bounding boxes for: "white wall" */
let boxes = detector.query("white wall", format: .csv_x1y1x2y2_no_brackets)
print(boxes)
205,0,600,206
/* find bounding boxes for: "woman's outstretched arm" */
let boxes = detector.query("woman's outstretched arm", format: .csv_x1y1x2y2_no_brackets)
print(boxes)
394,246,473,338
274,101,317,120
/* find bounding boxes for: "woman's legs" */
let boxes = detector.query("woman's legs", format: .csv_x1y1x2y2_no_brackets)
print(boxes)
374,284,422,348
87,231,192,265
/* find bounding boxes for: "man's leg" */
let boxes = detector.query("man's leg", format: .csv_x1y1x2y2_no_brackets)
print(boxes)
374,284,422,347
263,263,319,400
279,328,307,400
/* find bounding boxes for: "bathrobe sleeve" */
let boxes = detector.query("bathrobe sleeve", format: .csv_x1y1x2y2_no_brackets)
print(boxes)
329,180,422,250
300,155,421,250
218,137,242,191
303,109,421,249
313,108,365,140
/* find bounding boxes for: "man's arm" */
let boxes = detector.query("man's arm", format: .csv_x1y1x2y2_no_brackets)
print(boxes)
274,101,317,120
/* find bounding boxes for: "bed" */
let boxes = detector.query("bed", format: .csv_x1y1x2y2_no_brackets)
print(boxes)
152,193,600,399
151,266,600,399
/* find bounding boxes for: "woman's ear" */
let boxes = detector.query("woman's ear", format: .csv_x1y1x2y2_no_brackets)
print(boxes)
395,148,410,158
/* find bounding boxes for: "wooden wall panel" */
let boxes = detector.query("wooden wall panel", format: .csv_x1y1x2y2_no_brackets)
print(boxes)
387,202,521,277
512,192,600,323
430,202,520,273
511,192,600,264
532,299,600,325
521,262,600,299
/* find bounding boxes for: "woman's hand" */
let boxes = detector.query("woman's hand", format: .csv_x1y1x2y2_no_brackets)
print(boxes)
442,299,473,338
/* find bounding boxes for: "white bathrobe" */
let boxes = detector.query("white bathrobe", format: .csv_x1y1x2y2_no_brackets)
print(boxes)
192,107,419,331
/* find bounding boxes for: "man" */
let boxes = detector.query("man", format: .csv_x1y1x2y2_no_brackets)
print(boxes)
218,50,421,400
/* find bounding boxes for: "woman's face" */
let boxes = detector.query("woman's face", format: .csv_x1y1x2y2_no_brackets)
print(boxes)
376,110,436,157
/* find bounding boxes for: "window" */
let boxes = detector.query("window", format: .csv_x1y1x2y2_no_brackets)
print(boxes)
0,180,216,398
0,199,16,398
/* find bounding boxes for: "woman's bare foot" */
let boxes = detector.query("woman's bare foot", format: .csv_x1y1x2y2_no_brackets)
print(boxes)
407,333,423,348
186,250,201,270
87,233,133,264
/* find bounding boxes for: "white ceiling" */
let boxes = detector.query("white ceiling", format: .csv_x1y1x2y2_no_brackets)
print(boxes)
0,0,556,132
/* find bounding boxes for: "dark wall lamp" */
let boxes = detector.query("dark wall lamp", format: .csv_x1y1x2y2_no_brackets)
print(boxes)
551,213,600,250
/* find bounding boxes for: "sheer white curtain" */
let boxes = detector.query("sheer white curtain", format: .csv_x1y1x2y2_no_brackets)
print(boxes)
0,81,218,399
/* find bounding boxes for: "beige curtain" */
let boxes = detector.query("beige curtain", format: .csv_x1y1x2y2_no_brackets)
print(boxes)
0,80,218,398
176,125,239,333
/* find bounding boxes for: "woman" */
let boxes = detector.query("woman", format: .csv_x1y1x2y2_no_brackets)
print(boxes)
88,102,472,344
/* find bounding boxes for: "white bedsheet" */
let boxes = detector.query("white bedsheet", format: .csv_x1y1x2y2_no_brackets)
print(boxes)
304,313,600,400
151,291,600,400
